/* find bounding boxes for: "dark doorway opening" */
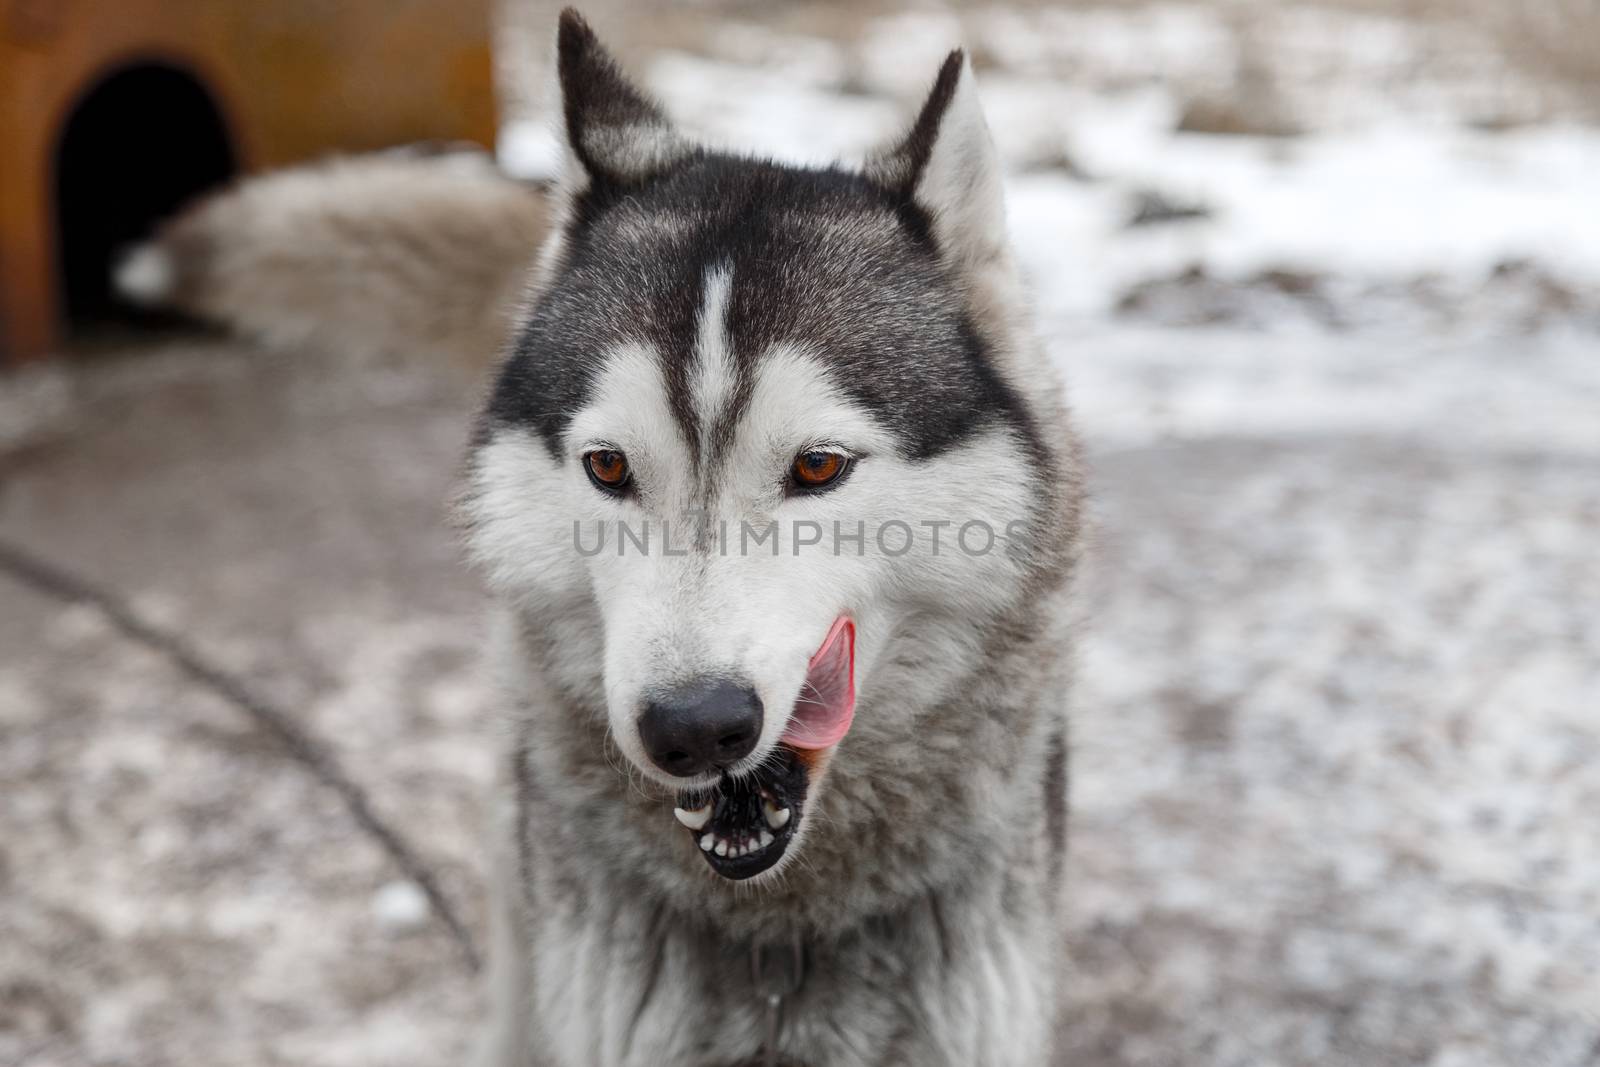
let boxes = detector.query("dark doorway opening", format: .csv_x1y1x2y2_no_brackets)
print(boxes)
54,62,235,331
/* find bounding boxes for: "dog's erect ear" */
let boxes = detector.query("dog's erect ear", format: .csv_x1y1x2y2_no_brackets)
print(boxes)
555,8,688,189
868,51,1009,276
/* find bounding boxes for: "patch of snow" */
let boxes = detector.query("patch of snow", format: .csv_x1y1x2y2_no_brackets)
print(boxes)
371,880,430,930
497,118,564,182
643,51,902,167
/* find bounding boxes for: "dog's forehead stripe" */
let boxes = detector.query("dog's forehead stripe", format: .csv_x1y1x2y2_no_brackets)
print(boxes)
689,264,737,469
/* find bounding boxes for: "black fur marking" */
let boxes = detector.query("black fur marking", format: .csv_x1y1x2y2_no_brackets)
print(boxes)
877,50,966,194
1045,729,1069,885
485,153,1044,467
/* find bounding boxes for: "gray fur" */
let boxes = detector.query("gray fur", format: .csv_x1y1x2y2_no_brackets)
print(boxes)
467,11,1083,1067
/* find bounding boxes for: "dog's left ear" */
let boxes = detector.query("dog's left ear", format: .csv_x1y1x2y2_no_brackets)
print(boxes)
555,8,688,191
868,52,1009,278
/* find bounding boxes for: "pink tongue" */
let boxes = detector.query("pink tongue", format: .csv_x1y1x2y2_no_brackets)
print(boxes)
781,617,856,750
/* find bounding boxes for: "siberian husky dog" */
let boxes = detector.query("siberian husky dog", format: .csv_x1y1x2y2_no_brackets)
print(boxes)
127,8,1084,1065
465,12,1082,1066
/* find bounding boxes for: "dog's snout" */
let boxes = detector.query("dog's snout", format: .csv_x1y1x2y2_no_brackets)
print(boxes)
638,679,763,778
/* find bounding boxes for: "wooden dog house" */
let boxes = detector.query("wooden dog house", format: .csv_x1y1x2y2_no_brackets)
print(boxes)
0,0,498,363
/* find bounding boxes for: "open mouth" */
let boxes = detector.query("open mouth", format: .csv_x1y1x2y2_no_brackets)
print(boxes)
671,617,854,880
674,749,808,879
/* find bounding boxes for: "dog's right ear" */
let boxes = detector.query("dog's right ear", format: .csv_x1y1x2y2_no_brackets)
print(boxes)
555,8,688,191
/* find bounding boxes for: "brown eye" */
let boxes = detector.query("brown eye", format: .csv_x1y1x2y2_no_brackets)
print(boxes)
584,449,631,493
791,451,851,491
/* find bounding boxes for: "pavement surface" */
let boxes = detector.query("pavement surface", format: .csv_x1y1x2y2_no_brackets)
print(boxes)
2,321,1596,1066
1,342,488,1066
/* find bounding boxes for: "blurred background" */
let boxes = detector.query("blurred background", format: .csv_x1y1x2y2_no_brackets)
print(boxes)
2,1,1597,1064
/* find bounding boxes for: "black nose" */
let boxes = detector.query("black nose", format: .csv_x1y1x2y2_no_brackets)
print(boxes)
638,679,763,778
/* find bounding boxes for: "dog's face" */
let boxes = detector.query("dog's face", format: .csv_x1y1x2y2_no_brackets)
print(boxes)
467,11,1049,883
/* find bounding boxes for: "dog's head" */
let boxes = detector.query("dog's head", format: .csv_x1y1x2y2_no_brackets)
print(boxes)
467,10,1061,884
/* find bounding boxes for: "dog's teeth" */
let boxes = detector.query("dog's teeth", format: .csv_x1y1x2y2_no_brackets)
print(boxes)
699,833,715,852
763,802,791,830
674,805,712,830
759,829,774,848
715,839,730,857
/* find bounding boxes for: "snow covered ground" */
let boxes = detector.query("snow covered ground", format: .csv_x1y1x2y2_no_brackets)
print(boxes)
505,4,1600,318
3,3,1597,1065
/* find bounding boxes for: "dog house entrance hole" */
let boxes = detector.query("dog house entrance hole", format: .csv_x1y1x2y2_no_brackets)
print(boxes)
54,63,235,330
